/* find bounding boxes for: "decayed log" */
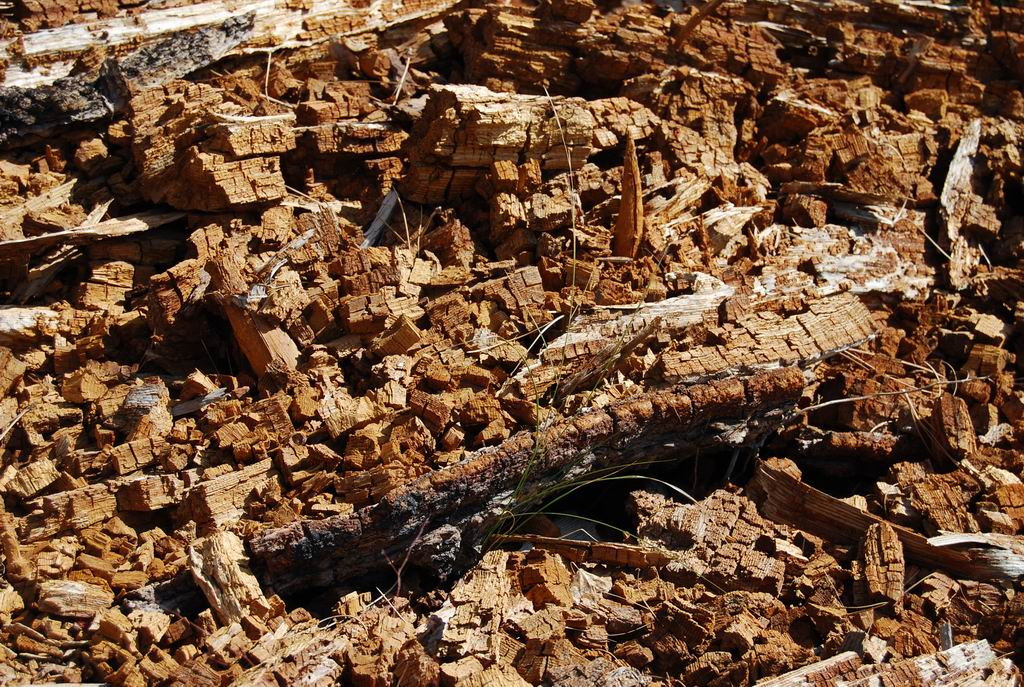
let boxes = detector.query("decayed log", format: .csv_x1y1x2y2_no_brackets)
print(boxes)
5,0,1024,683
520,290,875,400
755,639,1017,687
251,366,808,592
250,289,875,590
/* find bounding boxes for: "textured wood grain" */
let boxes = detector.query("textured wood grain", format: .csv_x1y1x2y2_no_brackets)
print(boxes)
859,522,905,608
188,531,272,627
612,135,644,258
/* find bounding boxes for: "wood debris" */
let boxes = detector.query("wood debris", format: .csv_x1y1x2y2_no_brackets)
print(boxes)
0,0,1023,684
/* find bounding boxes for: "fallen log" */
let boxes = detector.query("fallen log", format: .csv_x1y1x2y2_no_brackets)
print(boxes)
250,366,807,593
251,287,876,592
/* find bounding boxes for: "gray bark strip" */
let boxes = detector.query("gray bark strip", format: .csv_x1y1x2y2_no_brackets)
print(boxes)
0,14,255,145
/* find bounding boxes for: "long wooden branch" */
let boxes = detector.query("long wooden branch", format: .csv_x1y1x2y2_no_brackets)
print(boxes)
250,367,808,593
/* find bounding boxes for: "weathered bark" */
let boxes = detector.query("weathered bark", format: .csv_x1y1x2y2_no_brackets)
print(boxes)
250,367,807,593
0,15,255,144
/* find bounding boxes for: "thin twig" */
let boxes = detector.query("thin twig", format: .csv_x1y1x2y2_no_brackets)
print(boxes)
391,52,412,105
382,519,428,598
0,405,32,445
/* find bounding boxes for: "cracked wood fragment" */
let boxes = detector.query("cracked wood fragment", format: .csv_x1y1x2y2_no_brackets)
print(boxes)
857,522,905,609
0,502,32,586
755,640,1014,686
928,393,976,463
180,459,277,528
753,459,1024,581
188,530,272,627
520,291,874,399
436,550,517,661
655,292,876,384
1,0,462,90
939,119,983,290
36,580,114,620
401,84,657,203
19,482,119,542
855,639,1014,686
5,458,60,499
751,652,861,686
612,134,644,258
207,257,300,376
633,489,792,595
0,211,184,261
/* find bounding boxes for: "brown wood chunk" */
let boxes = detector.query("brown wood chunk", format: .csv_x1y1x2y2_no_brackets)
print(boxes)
188,530,272,627
858,522,905,609
36,579,114,620
612,134,644,258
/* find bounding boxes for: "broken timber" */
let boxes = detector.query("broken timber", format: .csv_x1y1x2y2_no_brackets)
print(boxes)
4,0,1024,682
753,459,1024,581
251,366,810,591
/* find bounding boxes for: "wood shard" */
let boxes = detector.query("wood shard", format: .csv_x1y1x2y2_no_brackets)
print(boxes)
36,579,114,619
188,530,272,627
858,522,905,608
612,135,644,258
753,460,1022,581
939,119,983,290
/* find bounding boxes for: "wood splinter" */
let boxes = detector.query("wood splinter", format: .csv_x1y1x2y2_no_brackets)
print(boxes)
612,134,645,258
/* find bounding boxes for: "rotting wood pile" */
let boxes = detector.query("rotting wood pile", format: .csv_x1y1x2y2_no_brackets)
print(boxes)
0,0,1023,684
